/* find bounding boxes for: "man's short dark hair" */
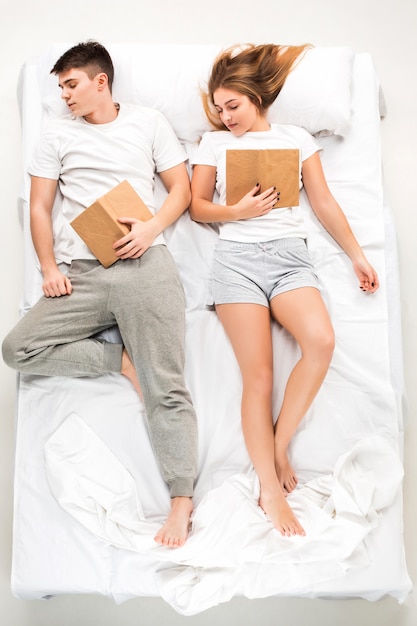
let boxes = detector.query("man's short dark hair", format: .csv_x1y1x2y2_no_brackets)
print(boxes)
50,40,114,92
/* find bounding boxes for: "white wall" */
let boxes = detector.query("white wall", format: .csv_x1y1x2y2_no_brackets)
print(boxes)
0,0,415,624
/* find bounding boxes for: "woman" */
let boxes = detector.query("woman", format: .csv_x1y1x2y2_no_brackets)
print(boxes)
190,44,379,537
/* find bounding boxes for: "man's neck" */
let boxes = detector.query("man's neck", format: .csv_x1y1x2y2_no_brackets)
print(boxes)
83,101,119,124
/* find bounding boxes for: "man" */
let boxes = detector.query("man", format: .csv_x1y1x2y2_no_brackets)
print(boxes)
2,40,197,548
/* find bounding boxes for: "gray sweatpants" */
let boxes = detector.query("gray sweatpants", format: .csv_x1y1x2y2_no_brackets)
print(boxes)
2,245,197,497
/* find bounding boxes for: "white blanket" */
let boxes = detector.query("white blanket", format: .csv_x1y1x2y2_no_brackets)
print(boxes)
45,413,403,615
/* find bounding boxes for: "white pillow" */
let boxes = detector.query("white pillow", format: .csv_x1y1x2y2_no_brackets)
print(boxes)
128,43,218,142
36,44,354,140
131,44,355,140
268,46,355,136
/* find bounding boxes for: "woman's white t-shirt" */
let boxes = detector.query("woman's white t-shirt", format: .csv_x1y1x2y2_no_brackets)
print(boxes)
29,103,187,263
192,124,321,242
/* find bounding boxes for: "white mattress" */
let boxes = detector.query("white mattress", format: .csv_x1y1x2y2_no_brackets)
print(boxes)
11,44,411,615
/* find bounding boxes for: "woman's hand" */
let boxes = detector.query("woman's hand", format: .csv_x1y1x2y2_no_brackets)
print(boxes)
190,165,279,223
352,257,379,293
113,217,159,259
232,183,280,220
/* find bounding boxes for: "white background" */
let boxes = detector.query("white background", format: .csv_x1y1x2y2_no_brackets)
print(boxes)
0,0,416,624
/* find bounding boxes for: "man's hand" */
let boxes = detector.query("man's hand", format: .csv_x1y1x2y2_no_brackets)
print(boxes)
41,267,73,297
113,217,159,259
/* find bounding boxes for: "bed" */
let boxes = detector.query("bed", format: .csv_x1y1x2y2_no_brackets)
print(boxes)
10,43,412,615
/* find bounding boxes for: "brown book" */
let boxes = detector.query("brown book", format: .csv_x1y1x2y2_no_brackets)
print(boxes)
70,180,153,268
226,149,300,209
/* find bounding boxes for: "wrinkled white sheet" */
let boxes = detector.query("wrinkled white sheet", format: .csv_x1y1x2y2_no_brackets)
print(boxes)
45,413,403,615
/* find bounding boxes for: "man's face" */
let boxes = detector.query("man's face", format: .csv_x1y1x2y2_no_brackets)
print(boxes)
58,68,101,118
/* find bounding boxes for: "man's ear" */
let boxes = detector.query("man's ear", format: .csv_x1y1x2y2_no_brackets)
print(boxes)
96,72,109,91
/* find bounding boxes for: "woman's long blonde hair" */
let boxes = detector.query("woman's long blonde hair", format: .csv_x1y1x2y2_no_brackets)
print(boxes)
202,43,311,130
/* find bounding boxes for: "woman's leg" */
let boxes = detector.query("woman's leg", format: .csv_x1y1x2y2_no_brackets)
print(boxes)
270,287,335,493
216,302,305,536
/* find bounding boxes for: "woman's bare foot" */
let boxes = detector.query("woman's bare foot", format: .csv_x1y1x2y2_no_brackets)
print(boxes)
121,349,142,398
259,486,305,537
275,448,298,494
154,496,193,548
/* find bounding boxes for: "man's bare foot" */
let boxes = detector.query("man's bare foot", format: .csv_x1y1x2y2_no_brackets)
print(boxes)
259,487,305,537
275,449,298,494
154,496,193,548
121,349,142,398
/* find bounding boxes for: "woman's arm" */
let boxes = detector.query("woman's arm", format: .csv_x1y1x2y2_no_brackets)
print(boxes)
190,164,278,223
302,152,379,292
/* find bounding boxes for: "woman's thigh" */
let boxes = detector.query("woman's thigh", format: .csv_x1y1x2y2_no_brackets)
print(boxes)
270,287,334,353
216,302,273,384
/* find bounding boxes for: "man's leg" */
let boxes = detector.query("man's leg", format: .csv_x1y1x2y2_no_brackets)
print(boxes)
110,248,197,546
2,260,122,377
111,248,198,495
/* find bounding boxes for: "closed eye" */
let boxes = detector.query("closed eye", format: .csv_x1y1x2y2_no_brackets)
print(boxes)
215,105,238,114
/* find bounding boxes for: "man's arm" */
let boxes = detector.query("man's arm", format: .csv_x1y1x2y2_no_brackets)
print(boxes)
114,162,191,259
153,161,192,230
30,176,73,297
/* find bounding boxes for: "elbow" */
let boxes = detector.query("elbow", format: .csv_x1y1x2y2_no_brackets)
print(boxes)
189,199,202,223
178,184,191,212
184,186,192,209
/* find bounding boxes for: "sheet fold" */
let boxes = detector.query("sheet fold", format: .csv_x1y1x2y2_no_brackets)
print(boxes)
44,413,404,614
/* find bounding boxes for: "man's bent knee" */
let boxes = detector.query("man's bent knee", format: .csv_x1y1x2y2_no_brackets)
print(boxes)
2,327,30,371
2,331,20,370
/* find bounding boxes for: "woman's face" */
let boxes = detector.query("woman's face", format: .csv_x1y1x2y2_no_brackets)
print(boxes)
213,88,270,135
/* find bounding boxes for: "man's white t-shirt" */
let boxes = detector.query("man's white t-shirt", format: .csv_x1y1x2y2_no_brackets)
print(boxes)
29,103,187,263
192,124,321,242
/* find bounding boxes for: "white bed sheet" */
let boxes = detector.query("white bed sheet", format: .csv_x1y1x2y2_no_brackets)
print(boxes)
11,45,411,615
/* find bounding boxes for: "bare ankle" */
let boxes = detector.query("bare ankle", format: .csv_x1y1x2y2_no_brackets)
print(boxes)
154,497,193,548
259,487,305,537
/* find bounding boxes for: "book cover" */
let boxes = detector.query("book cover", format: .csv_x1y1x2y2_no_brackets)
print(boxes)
70,180,153,267
226,149,300,209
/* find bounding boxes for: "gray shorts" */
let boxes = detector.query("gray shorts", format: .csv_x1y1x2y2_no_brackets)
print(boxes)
211,237,319,307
